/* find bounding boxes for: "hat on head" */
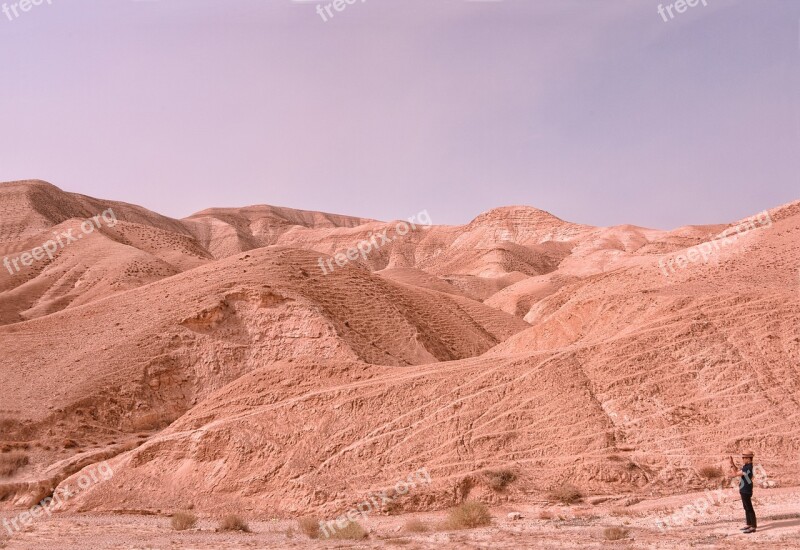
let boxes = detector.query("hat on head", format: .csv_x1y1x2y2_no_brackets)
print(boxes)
741,450,754,458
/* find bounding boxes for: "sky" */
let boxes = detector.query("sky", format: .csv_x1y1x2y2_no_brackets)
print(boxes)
0,0,797,229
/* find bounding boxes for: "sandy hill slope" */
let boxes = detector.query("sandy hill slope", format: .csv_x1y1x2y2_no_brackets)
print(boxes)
0,180,797,522
0,181,213,325
183,205,374,259
0,242,528,507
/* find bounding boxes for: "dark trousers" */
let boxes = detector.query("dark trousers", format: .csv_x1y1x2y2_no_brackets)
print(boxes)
741,493,757,528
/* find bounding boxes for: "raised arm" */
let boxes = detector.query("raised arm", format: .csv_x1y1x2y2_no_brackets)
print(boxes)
728,456,741,479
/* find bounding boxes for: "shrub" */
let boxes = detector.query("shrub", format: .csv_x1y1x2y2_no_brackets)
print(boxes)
767,513,800,521
603,526,629,540
538,510,553,520
219,514,250,532
171,511,197,531
383,498,402,515
297,517,320,539
549,483,583,504
572,508,597,520
698,466,723,480
482,469,516,491
0,451,29,477
404,519,429,533
446,501,492,529
329,521,368,540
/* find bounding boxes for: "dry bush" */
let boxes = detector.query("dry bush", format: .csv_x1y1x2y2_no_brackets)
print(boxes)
698,465,723,480
603,526,629,540
297,517,320,539
118,440,142,453
219,514,250,532
767,513,800,521
383,498,402,515
572,508,597,520
538,510,553,520
171,511,197,531
0,451,29,477
610,507,629,517
549,483,583,504
445,501,492,529
404,519,429,533
329,521,368,540
482,469,517,491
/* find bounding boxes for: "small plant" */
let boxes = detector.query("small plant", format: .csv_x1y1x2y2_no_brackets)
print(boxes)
572,508,597,520
538,510,553,520
767,513,800,521
549,483,583,504
404,518,429,533
603,526,629,540
297,517,320,539
171,511,197,531
219,514,250,532
698,465,723,480
482,469,517,491
0,451,29,477
445,501,492,529
384,498,402,515
329,521,368,540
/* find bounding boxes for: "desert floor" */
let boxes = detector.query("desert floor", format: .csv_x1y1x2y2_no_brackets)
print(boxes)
2,487,798,549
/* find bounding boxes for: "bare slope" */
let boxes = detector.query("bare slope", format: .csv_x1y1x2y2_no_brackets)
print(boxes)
0,180,798,520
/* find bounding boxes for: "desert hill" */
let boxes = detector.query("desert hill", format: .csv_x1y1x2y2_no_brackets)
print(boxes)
0,180,797,522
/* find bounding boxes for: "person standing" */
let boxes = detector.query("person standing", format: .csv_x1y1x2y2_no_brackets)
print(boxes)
729,450,756,533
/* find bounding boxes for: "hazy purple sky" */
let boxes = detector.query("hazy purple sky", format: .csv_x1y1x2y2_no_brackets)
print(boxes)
0,0,797,228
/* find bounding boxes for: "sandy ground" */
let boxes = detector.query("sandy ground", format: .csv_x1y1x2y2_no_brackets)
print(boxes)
2,487,798,549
